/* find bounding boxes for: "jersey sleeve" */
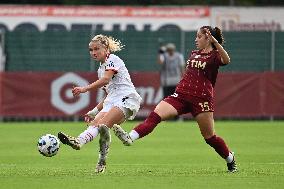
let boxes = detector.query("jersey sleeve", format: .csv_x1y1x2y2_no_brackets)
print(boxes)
105,55,121,74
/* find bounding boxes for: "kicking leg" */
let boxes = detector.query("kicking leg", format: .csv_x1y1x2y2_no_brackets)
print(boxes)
113,100,178,145
58,112,105,150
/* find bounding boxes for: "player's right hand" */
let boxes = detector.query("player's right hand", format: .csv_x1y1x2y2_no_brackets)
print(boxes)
72,86,87,97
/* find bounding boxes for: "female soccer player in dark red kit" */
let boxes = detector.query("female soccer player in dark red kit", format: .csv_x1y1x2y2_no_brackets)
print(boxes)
113,26,237,172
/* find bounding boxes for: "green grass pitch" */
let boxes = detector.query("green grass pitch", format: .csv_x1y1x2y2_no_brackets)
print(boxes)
0,121,284,189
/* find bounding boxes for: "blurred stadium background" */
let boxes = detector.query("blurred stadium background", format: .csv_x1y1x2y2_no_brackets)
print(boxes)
0,0,283,121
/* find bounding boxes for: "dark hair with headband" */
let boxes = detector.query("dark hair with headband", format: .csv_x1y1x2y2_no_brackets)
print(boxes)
200,26,225,50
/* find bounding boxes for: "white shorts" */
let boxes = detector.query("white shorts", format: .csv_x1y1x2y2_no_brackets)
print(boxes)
101,92,142,120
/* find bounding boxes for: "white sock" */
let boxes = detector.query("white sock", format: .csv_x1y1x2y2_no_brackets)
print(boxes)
226,152,234,163
129,130,139,141
78,126,99,145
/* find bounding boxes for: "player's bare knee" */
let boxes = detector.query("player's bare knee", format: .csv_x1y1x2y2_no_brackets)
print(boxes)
154,103,177,120
199,127,215,139
89,119,99,126
202,132,215,140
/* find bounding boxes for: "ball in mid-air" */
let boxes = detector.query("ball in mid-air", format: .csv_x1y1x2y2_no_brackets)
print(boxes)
37,134,60,157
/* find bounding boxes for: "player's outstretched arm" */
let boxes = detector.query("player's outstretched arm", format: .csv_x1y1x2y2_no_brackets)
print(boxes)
213,42,230,65
72,70,115,97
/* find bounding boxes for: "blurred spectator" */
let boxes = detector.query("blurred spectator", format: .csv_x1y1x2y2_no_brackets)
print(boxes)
157,43,185,98
0,34,6,71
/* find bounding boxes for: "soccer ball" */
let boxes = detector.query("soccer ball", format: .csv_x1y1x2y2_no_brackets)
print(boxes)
37,134,60,157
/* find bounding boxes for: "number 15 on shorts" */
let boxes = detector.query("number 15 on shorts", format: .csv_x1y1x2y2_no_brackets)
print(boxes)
199,102,210,112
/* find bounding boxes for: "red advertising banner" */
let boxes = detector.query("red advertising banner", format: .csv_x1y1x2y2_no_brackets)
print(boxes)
0,72,283,118
214,72,284,117
0,72,161,117
0,5,209,18
0,5,210,32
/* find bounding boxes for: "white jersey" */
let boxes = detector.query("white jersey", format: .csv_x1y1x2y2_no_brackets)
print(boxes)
98,54,137,97
98,54,142,120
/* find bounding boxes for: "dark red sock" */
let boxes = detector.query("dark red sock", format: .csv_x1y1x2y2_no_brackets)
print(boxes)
205,135,230,159
134,111,161,138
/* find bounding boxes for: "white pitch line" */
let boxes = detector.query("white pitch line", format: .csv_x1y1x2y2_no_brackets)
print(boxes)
249,162,284,165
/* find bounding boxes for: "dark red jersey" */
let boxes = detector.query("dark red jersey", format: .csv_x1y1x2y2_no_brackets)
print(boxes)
175,49,226,100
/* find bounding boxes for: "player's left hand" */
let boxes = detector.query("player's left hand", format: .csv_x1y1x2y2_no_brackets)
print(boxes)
204,28,218,44
72,86,87,97
84,114,94,123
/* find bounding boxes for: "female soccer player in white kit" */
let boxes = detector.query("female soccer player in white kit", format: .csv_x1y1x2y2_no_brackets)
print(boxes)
58,34,142,173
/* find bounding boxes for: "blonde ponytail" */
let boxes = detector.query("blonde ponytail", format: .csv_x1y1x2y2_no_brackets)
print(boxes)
91,34,124,52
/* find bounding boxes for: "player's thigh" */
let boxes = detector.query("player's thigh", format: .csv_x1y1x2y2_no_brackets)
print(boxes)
97,106,126,128
195,112,215,139
154,100,178,121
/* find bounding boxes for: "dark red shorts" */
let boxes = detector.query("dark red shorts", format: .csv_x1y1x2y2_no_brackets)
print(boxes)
163,92,214,117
